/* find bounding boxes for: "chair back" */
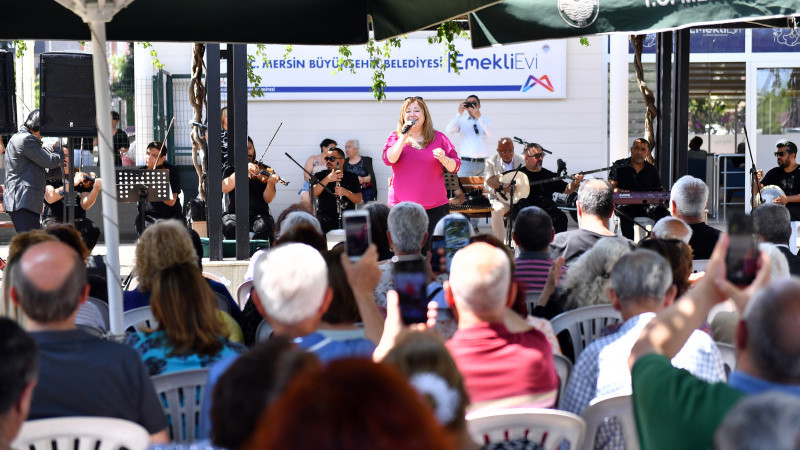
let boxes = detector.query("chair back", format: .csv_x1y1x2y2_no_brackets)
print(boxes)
123,306,159,332
581,394,640,450
12,416,150,450
467,408,585,450
256,319,274,342
86,296,109,330
550,305,622,362
553,353,573,409
715,341,737,378
524,290,542,315
150,368,210,443
236,280,253,310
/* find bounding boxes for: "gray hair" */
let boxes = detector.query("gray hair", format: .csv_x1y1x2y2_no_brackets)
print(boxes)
346,139,360,149
562,238,632,309
757,243,790,281
610,249,672,307
742,278,800,383
650,217,693,244
753,203,791,245
714,391,800,450
670,175,708,218
577,179,614,217
252,243,328,326
387,202,428,253
279,211,322,237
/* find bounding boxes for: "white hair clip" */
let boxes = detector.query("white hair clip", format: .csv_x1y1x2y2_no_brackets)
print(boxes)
409,372,460,425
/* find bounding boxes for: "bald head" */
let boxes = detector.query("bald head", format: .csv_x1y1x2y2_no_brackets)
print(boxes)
650,217,693,244
448,243,511,316
11,241,87,324
496,137,515,164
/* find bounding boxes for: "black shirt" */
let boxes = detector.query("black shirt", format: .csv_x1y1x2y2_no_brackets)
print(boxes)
688,222,721,260
113,129,130,166
519,167,567,210
139,162,182,220
222,163,271,216
761,166,800,220
313,169,362,217
43,178,91,221
609,158,664,192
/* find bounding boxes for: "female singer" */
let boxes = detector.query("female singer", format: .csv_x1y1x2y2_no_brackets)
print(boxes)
383,97,460,245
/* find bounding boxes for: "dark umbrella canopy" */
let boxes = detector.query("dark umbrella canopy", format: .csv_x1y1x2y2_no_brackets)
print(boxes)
469,0,800,48
4,0,503,44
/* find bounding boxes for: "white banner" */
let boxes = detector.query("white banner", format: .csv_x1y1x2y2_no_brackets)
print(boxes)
227,38,566,101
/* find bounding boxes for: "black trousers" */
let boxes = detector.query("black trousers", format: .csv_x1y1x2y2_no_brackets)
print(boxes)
9,209,42,233
222,213,274,242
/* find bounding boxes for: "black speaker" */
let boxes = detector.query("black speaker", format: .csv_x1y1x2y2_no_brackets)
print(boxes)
40,52,97,137
0,50,16,135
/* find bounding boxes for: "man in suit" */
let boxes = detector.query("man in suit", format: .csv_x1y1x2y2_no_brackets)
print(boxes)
484,137,525,241
3,110,64,232
753,203,800,276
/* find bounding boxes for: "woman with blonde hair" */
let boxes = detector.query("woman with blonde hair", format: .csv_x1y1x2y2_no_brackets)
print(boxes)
383,97,461,245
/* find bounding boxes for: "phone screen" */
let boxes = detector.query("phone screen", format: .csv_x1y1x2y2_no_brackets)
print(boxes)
726,212,759,285
394,257,428,325
430,236,445,273
344,212,370,260
444,218,471,272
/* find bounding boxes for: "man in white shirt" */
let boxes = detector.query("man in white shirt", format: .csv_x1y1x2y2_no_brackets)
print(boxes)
484,137,525,241
446,95,494,176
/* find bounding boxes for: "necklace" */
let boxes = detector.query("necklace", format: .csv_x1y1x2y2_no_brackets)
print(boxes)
407,135,425,149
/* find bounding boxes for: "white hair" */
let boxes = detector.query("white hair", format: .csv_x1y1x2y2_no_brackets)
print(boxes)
448,243,510,315
387,202,428,253
651,217,693,244
670,175,708,218
346,139,360,149
279,211,322,237
757,242,790,282
252,243,328,325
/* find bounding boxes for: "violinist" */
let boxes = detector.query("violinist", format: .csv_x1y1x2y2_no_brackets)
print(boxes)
42,145,102,250
220,136,277,242
135,141,183,236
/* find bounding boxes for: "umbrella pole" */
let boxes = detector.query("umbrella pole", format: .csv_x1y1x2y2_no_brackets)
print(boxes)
87,19,124,336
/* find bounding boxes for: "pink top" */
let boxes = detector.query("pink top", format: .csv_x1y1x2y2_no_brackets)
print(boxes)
382,131,461,209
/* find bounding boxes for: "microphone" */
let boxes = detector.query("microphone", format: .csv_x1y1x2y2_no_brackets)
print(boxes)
401,119,416,134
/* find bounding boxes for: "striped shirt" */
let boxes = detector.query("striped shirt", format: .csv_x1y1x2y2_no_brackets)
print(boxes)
514,251,566,295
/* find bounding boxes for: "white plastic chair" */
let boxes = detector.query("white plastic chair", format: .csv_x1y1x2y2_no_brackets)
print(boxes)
236,279,253,310
553,353,573,409
715,341,737,378
256,319,273,342
525,290,542,314
123,306,158,332
550,305,622,362
467,408,586,450
150,368,210,443
12,416,150,450
581,394,640,450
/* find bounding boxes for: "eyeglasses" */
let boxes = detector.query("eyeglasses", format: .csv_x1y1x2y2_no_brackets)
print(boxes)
324,156,342,162
775,151,787,157
404,96,423,101
526,153,544,159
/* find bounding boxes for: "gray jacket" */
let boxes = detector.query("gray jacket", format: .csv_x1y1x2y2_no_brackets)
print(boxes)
3,126,63,213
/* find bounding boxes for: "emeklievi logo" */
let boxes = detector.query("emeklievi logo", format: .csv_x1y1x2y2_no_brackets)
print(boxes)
521,75,554,93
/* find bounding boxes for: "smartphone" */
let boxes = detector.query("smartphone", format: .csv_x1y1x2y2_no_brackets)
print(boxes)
430,235,445,273
394,255,428,325
444,217,471,272
343,210,371,261
726,212,759,285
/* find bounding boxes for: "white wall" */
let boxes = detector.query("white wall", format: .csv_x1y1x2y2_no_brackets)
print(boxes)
145,37,606,217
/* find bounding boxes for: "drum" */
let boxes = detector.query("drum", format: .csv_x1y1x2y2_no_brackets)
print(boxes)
757,185,786,206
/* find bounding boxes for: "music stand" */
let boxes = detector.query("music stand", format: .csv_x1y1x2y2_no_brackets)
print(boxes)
116,168,172,234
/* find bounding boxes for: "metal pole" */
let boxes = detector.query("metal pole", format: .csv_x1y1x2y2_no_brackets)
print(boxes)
206,44,223,260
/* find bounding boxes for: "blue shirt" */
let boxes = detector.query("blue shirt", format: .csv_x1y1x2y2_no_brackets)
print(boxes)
125,330,245,376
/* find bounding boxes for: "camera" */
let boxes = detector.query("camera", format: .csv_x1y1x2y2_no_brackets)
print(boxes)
464,101,477,109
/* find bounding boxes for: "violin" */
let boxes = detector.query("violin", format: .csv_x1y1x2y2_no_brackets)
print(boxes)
250,161,289,186
75,170,96,190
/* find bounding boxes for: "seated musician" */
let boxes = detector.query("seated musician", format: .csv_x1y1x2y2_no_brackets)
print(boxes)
609,138,668,240
221,136,277,242
514,143,582,233
312,147,362,234
756,140,800,220
484,137,526,241
135,141,183,236
42,145,102,251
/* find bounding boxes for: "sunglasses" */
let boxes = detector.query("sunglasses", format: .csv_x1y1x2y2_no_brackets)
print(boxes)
775,151,787,157
473,124,479,135
404,96,423,101
526,153,544,159
324,156,342,162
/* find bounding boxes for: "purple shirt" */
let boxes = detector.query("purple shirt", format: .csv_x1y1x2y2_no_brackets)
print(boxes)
383,131,460,209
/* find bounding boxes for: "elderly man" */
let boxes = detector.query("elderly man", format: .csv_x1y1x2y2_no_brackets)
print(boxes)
649,216,693,244
312,147,362,233
0,318,38,448
753,203,800,275
445,242,559,410
484,137,526,241
562,249,724,449
757,140,800,220
630,236,800,450
445,95,494,176
551,179,632,264
669,175,719,259
9,241,168,442
3,109,64,232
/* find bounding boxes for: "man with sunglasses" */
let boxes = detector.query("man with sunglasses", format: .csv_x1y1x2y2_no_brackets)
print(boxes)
312,147,362,233
445,95,494,176
514,143,582,233
756,140,800,221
